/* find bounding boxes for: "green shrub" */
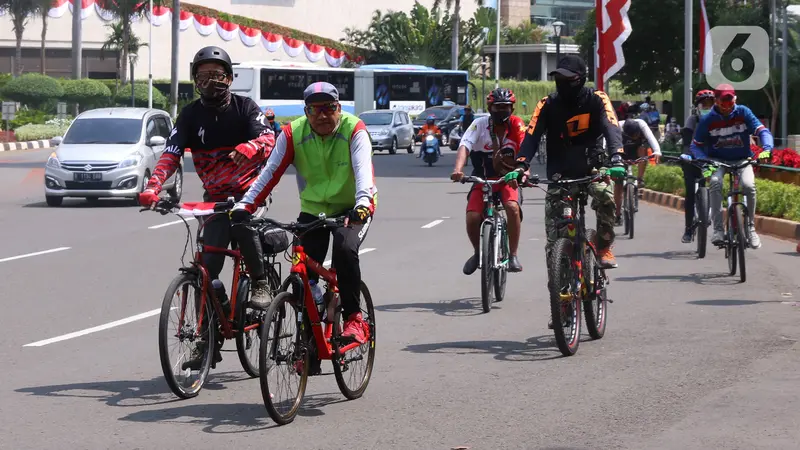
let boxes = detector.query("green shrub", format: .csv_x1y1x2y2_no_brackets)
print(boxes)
114,83,167,109
8,109,54,130
644,164,800,222
2,74,64,109
14,123,69,141
61,79,112,109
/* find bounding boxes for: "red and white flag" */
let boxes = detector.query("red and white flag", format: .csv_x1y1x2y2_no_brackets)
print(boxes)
698,0,713,74
595,0,633,91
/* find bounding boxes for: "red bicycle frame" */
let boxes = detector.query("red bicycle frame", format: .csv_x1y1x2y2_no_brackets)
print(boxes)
289,243,362,358
178,213,253,341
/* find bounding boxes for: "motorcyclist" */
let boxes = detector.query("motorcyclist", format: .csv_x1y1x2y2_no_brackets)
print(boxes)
450,88,526,273
461,105,476,131
264,108,282,136
513,55,623,271
138,46,276,370
418,114,443,157
678,89,715,243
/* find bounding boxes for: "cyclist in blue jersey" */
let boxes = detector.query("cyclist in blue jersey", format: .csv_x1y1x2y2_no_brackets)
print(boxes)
689,84,773,249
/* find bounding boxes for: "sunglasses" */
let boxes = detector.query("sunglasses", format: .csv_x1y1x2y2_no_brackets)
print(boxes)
305,103,339,116
194,71,228,84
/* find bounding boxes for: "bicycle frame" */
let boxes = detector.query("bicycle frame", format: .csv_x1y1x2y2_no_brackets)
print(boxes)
695,158,755,246
463,176,509,271
281,241,363,360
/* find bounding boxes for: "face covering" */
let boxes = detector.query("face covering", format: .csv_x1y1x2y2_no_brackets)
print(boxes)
555,77,584,101
490,110,511,124
196,79,232,109
699,108,711,116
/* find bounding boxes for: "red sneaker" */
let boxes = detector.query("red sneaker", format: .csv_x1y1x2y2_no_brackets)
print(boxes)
342,312,369,344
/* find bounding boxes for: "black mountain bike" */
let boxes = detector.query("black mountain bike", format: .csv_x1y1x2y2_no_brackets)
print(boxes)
529,172,611,357
694,158,758,283
612,154,654,239
662,155,711,258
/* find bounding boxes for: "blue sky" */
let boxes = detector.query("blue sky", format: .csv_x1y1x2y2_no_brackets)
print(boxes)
485,0,498,9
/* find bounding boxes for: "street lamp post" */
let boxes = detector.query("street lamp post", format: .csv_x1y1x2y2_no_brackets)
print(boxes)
130,56,135,107
148,0,153,109
481,58,487,111
552,21,565,66
494,0,501,88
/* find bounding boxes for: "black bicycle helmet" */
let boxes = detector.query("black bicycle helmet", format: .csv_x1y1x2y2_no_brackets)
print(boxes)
622,119,642,137
191,46,233,79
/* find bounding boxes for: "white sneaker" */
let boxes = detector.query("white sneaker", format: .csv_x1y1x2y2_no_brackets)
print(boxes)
748,226,762,249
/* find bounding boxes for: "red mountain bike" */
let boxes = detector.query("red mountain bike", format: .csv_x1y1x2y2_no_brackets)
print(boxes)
249,214,377,425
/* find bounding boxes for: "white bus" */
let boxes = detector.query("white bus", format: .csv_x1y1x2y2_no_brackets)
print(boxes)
230,61,471,117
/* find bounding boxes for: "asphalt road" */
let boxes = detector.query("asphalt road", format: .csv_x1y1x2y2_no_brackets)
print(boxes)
1,147,799,450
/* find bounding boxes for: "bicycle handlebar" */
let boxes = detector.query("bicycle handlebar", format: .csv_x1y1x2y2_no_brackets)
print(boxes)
535,172,604,186
661,155,758,171
618,154,656,166
247,214,346,233
459,176,506,185
139,199,235,215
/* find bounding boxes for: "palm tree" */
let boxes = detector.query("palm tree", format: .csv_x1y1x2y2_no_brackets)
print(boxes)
0,0,39,76
34,0,51,74
101,0,165,84
434,0,484,70
100,22,148,87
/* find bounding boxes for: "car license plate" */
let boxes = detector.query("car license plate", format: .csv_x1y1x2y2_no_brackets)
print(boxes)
74,172,102,182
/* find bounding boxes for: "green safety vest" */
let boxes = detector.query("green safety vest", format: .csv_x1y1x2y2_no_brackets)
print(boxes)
291,112,360,216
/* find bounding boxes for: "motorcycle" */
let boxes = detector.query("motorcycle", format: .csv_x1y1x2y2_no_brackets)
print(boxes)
421,131,441,166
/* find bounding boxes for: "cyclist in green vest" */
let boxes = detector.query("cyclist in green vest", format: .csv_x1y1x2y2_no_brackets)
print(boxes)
233,81,377,346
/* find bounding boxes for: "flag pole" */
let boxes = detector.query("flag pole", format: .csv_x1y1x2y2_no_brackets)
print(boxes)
595,0,604,91
684,0,693,120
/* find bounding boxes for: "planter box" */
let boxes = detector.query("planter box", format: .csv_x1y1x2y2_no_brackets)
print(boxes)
757,167,800,185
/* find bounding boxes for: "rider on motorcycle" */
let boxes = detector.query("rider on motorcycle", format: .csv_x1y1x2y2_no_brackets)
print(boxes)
614,118,661,224
264,108,282,136
232,81,377,346
418,115,443,157
138,46,276,369
461,105,476,131
450,88,527,273
513,55,623,270
689,83,773,249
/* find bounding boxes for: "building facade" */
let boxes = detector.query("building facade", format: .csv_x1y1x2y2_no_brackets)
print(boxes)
0,0,482,81
531,0,594,36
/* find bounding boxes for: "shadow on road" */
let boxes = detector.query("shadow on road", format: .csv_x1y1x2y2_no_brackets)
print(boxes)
375,297,492,317
15,376,183,408
613,272,739,286
402,335,569,362
616,250,698,260
775,251,799,257
118,393,343,433
687,299,787,306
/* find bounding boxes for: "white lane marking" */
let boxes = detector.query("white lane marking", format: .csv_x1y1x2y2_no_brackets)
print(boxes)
441,216,451,219
149,217,196,229
323,247,376,268
0,246,70,263
529,238,540,241
422,219,443,229
24,308,161,347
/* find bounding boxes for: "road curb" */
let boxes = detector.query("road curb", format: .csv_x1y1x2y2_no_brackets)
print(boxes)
0,139,54,152
640,188,800,242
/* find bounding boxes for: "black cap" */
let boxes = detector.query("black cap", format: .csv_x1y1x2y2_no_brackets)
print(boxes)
549,55,587,78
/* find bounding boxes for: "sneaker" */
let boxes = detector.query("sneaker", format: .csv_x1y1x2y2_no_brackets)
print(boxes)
748,225,762,249
681,228,693,244
598,247,618,269
508,255,523,272
711,229,725,245
615,215,623,226
181,340,222,371
341,312,369,344
463,253,479,275
249,280,272,310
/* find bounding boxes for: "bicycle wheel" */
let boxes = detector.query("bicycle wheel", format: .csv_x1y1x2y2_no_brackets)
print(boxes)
583,230,607,340
548,238,581,356
480,221,495,313
626,182,636,239
332,281,376,400
695,187,709,259
158,272,217,399
259,291,308,425
493,216,508,303
735,206,747,283
236,266,281,378
726,211,737,276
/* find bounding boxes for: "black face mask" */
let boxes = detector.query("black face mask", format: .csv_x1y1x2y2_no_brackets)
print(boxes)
555,77,585,101
196,79,231,109
490,110,511,124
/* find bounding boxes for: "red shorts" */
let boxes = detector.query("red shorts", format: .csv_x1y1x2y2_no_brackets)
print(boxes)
466,181,519,213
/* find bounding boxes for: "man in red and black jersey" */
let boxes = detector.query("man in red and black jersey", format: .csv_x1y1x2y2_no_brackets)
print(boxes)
139,46,276,323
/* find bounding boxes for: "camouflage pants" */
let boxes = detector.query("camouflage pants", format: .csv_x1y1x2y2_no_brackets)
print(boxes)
544,179,616,253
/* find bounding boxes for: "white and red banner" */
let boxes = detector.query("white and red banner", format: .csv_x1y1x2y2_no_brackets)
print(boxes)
698,0,713,74
40,0,362,67
595,0,632,91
